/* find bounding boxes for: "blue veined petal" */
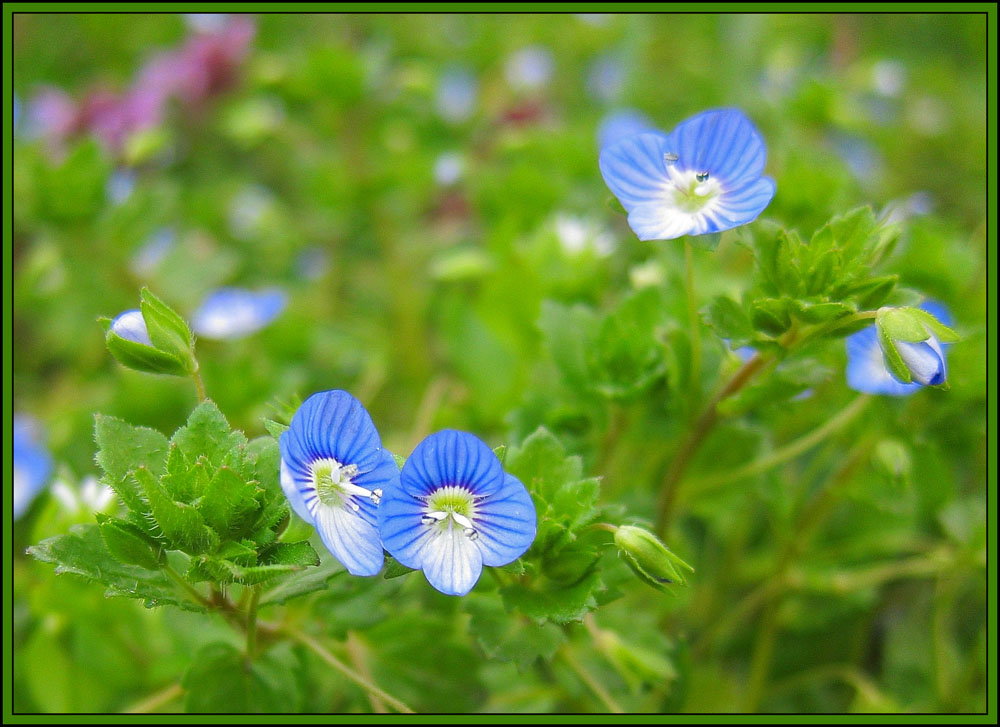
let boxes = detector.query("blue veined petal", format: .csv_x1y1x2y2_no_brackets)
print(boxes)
474,473,536,567
399,430,504,498
598,109,654,151
280,390,383,476
313,503,384,576
626,202,699,241
845,326,920,396
599,131,673,209
666,108,767,184
419,522,484,596
354,447,402,495
895,339,945,386
279,457,314,524
191,287,286,340
709,176,776,226
377,489,430,569
111,310,153,346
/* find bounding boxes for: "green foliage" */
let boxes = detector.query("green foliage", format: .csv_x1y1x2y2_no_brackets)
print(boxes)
182,642,301,713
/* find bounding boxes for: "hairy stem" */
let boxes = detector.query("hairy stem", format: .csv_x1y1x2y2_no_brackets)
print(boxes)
192,368,207,402
245,585,262,659
559,646,624,713
122,682,184,714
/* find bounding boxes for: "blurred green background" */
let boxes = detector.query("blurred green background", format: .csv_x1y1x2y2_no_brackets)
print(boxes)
11,13,987,713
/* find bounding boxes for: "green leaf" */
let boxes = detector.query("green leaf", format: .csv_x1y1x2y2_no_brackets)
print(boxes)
877,307,930,343
501,570,603,625
907,307,961,343
466,594,566,670
587,287,667,400
505,427,583,504
260,556,344,606
27,524,204,611
199,466,261,537
877,326,912,383
104,326,189,376
171,400,248,470
260,541,320,568
263,419,290,439
94,414,168,513
382,557,417,579
97,515,164,570
538,301,600,393
134,467,219,554
705,296,753,345
792,300,856,324
751,297,792,335
183,642,300,713
188,557,304,585
139,287,197,373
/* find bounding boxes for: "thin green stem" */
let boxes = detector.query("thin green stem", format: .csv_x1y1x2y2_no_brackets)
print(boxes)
282,625,415,714
686,395,871,500
559,646,625,713
163,564,212,610
245,585,262,659
192,368,207,402
122,682,184,714
684,238,702,391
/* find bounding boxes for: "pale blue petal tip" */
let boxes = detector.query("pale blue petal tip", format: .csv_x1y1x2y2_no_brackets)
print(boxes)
13,415,53,519
111,309,153,346
191,287,287,340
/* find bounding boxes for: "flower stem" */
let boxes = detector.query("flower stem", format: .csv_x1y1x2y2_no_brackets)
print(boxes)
654,350,772,535
282,625,415,713
191,368,207,402
163,564,212,610
685,395,871,500
245,585,262,659
559,646,625,713
122,682,184,714
684,238,702,392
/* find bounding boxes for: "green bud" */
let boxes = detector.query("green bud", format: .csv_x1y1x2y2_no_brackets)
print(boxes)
103,312,191,377
614,525,694,591
139,288,197,373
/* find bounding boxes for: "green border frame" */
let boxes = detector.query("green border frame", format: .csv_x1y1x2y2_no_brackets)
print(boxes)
4,3,996,723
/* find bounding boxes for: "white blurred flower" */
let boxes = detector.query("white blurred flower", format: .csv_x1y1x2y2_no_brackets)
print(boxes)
433,151,465,186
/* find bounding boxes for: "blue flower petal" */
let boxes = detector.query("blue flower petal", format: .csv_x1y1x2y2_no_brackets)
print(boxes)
598,109,654,150
666,108,767,184
279,457,314,524
474,473,537,567
399,429,505,499
895,339,945,386
377,490,429,570
420,524,484,596
111,310,153,346
13,415,53,520
599,131,673,209
191,287,286,340
313,501,384,576
710,176,776,227
845,326,921,396
280,390,383,479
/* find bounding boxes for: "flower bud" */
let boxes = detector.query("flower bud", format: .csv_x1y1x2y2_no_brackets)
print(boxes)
614,525,694,591
875,306,958,386
103,297,194,377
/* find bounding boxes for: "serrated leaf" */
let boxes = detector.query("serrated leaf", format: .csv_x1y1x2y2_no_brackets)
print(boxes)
94,414,168,513
505,427,582,504
792,300,856,324
260,541,320,567
104,328,189,376
27,524,204,612
263,419,290,439
98,516,164,570
134,467,219,554
878,307,929,343
466,593,566,670
501,570,603,625
183,642,300,713
171,401,248,471
191,557,306,585
199,466,261,537
877,326,912,383
751,297,792,335
907,307,960,343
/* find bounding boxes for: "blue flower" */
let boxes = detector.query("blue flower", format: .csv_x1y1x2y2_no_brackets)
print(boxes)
846,301,951,396
379,430,536,596
599,108,776,241
111,309,153,345
191,287,286,340
597,109,654,151
436,68,478,124
14,415,53,520
279,390,400,576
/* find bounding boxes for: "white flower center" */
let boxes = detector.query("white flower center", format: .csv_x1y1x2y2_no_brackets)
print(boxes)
663,153,724,213
310,457,381,512
420,485,480,540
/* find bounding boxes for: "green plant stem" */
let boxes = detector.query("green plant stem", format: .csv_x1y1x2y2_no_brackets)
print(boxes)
163,564,212,610
282,625,415,714
245,585,262,659
192,368,207,402
684,239,702,391
654,350,772,535
559,646,624,713
740,440,872,712
685,395,871,500
122,682,184,714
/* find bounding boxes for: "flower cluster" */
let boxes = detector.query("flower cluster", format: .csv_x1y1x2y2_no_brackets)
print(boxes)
279,391,537,595
25,15,255,154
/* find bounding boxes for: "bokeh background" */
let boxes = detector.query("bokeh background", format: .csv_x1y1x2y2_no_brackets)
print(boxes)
11,13,987,713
